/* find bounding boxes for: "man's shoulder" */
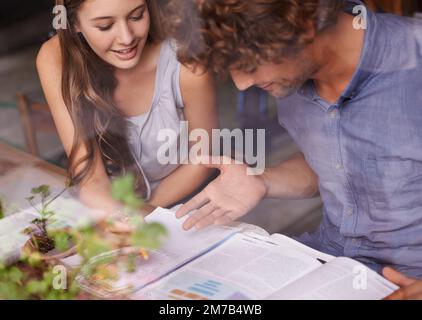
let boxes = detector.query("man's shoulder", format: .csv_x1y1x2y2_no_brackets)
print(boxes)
376,13,422,42
369,13,422,72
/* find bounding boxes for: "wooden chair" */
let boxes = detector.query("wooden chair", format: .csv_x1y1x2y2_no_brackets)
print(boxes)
16,93,58,157
365,0,404,15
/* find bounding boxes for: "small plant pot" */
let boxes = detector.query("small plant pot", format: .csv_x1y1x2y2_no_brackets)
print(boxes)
22,227,82,263
96,221,133,249
76,247,151,299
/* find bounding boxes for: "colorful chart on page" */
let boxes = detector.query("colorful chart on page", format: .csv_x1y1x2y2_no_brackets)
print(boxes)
146,271,251,300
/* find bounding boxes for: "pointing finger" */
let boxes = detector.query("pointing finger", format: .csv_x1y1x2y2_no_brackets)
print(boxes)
176,191,209,219
183,202,218,231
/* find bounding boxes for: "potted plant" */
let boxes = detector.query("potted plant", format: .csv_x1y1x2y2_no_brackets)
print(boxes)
2,175,167,300
109,174,167,254
22,185,81,263
76,174,167,297
0,257,81,300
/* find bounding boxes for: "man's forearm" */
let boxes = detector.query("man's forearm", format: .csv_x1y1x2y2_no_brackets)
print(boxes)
261,152,319,199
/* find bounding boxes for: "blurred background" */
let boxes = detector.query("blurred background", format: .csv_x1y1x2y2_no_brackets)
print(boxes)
0,0,421,236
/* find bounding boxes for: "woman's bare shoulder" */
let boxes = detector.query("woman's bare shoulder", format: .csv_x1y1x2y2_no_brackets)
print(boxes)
180,63,213,93
36,35,62,71
36,35,64,112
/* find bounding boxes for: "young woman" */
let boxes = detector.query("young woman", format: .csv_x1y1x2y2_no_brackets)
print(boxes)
36,0,218,218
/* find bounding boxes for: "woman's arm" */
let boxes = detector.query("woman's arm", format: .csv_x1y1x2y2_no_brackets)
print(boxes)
36,36,122,220
148,65,219,208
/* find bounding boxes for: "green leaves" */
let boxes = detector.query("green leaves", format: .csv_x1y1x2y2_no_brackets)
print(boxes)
31,185,51,199
111,174,143,212
27,252,42,267
131,222,167,250
0,199,4,220
5,266,24,285
0,265,36,300
26,279,49,295
0,282,29,300
25,184,62,252
0,263,80,300
53,231,70,253
78,226,113,262
126,254,137,273
27,184,56,224
111,174,168,249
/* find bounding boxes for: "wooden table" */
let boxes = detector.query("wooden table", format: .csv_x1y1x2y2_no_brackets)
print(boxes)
0,141,156,215
0,141,66,176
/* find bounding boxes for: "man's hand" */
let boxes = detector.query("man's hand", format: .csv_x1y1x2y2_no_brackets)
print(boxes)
383,267,422,300
176,156,267,230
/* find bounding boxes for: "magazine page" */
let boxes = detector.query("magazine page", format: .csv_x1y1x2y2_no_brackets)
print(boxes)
0,210,38,265
268,233,335,263
266,257,398,300
133,233,323,300
76,207,240,297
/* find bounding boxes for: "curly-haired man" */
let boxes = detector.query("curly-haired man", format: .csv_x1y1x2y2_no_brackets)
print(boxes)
167,0,422,299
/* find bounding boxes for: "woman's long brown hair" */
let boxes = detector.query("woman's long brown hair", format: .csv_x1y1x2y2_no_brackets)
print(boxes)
55,0,164,197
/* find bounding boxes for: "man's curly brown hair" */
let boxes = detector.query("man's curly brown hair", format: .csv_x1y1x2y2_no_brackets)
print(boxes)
163,0,346,75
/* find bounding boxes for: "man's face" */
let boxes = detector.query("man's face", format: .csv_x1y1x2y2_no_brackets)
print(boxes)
230,47,321,98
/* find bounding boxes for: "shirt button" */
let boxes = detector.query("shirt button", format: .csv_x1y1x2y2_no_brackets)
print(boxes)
335,164,343,170
351,239,358,245
346,207,353,215
329,111,337,118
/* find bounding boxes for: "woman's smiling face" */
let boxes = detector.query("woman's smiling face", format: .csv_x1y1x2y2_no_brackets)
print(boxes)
76,0,151,69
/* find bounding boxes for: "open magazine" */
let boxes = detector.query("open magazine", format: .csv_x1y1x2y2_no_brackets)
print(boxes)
73,208,398,300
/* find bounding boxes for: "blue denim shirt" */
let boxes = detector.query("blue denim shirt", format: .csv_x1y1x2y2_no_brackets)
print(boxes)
277,10,422,278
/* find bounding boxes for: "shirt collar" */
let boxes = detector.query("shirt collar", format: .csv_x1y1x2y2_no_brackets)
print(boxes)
298,5,378,105
340,8,377,101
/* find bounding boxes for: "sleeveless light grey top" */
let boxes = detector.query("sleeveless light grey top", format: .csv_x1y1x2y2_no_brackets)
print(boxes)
126,39,185,200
